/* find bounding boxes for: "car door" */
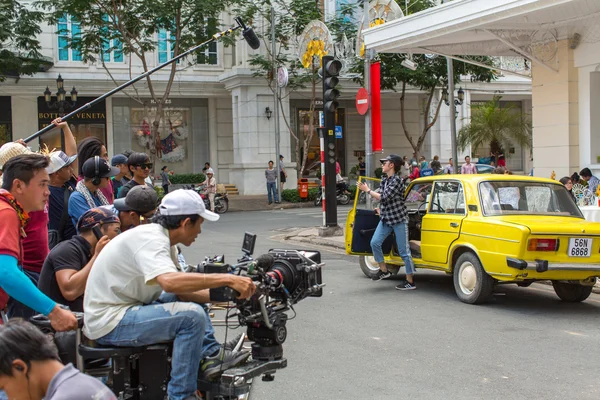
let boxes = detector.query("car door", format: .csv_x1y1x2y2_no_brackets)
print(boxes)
420,181,467,264
345,177,393,255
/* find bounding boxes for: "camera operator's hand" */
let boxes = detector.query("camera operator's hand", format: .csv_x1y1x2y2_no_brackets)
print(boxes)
48,305,78,332
229,275,256,299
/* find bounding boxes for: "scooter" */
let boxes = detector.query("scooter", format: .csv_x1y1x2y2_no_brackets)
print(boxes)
313,185,351,206
188,184,229,214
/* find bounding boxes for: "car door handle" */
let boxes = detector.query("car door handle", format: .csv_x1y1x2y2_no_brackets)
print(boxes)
450,222,459,228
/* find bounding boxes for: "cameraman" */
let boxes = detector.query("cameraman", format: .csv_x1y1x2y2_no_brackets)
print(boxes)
83,190,256,400
0,321,115,399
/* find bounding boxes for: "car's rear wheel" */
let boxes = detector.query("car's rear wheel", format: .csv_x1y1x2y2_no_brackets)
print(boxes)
453,252,495,304
552,281,593,302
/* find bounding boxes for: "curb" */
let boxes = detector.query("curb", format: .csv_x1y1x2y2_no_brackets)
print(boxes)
271,231,345,251
229,201,317,213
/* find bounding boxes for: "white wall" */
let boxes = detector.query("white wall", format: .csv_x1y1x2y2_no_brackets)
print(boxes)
11,97,39,150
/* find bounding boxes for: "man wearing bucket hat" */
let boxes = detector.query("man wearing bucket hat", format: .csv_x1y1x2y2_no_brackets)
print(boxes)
83,190,256,398
357,154,416,290
47,151,78,248
200,168,216,212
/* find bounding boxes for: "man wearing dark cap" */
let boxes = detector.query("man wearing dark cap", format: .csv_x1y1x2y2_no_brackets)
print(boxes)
68,156,120,227
38,208,121,312
357,154,416,290
110,185,158,232
110,154,129,199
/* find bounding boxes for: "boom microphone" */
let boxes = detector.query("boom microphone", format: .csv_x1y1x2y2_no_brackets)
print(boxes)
255,253,275,271
235,17,260,50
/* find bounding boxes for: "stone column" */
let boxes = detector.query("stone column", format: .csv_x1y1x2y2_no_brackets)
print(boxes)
531,39,579,179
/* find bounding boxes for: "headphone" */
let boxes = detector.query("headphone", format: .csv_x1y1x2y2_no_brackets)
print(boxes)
92,156,101,186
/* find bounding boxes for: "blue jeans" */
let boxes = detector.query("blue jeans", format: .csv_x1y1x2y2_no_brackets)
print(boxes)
267,181,278,203
7,269,39,320
370,221,415,275
95,293,220,400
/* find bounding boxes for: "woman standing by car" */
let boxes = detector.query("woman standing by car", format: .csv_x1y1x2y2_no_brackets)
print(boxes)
357,154,416,290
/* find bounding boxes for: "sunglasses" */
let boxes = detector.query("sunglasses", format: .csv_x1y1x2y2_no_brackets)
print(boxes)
380,160,390,165
135,163,153,170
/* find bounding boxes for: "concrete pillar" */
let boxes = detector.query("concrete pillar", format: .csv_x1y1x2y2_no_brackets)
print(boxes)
531,40,579,179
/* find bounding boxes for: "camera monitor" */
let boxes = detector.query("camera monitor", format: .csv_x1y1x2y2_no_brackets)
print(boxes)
242,232,257,255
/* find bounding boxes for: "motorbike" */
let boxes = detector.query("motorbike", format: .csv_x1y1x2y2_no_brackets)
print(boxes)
186,184,229,214
313,184,351,206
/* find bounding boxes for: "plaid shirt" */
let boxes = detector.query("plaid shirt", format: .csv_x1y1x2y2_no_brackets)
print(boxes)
379,174,408,226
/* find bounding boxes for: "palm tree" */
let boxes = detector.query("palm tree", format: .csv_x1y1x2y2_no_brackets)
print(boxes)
458,96,531,163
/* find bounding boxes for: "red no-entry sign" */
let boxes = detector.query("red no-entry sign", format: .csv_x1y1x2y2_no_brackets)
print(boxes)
356,88,369,115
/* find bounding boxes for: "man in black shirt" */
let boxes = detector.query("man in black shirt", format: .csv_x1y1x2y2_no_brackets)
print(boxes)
47,151,78,247
38,208,121,312
118,152,154,199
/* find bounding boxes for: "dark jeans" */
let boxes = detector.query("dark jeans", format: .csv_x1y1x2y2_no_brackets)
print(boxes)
7,269,39,320
163,185,169,194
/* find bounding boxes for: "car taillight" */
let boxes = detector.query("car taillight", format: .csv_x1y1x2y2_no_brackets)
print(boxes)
527,238,559,252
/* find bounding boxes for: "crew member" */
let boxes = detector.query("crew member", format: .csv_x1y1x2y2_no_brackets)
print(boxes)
0,321,115,399
111,185,158,232
358,154,416,290
0,154,77,331
83,190,256,399
38,208,121,312
118,152,153,198
47,151,78,248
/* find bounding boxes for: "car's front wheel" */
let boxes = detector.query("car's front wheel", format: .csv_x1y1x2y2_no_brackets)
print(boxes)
453,252,495,304
552,281,593,302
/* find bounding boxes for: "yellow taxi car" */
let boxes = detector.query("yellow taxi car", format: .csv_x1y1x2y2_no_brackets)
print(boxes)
345,174,600,304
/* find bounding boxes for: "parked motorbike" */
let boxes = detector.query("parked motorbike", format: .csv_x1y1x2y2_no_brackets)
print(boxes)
187,184,229,214
313,185,351,206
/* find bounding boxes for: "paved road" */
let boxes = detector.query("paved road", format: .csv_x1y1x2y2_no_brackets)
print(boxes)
182,209,600,400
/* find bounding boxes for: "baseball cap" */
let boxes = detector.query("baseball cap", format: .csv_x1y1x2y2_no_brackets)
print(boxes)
46,151,77,174
111,154,128,166
76,207,120,233
158,189,219,222
113,185,158,214
379,154,402,165
206,168,214,174
0,142,32,169
81,157,120,179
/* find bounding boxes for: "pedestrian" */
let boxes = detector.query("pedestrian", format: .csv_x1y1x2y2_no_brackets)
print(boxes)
279,155,287,191
559,176,576,202
358,156,366,177
357,154,416,290
579,168,600,195
160,165,171,194
409,161,420,181
38,208,120,312
68,157,119,227
0,321,116,399
118,152,153,198
461,156,478,174
265,161,279,205
46,151,78,249
443,158,454,174
201,168,217,212
0,153,77,331
202,162,210,174
419,156,429,171
110,154,128,198
77,136,114,204
430,155,441,173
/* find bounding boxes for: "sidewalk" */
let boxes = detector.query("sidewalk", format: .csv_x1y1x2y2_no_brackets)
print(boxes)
228,195,316,212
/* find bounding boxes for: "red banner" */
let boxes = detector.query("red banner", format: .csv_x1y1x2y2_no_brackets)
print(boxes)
370,62,382,152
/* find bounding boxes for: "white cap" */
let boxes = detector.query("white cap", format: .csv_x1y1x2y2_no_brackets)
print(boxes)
46,151,77,174
206,168,214,174
158,189,219,221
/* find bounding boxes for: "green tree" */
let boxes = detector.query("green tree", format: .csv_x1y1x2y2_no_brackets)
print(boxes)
235,0,323,176
37,0,237,169
458,96,531,162
351,0,497,159
0,0,48,80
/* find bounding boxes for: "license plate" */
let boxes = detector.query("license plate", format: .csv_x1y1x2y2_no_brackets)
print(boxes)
568,238,593,258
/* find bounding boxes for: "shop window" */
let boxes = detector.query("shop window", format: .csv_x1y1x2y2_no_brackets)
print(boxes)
158,29,177,64
58,14,82,62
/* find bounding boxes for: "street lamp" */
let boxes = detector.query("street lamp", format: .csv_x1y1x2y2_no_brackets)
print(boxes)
43,74,78,116
265,106,272,120
442,87,464,106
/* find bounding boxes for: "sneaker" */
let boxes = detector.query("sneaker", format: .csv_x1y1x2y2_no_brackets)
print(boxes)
371,269,391,281
201,348,251,380
268,201,273,205
222,332,245,352
395,280,416,290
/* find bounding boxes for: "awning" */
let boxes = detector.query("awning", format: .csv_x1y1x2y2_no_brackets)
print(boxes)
363,0,600,67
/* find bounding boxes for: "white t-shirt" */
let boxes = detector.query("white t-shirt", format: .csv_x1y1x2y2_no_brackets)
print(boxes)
83,223,180,340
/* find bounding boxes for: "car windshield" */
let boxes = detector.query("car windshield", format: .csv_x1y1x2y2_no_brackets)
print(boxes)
479,181,583,217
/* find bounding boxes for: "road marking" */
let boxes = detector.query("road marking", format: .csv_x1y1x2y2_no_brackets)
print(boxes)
565,331,587,337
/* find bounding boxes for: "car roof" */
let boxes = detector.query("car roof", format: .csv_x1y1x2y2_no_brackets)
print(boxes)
410,174,560,185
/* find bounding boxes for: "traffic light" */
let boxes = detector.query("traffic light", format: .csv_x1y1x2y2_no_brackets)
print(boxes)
322,56,342,113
